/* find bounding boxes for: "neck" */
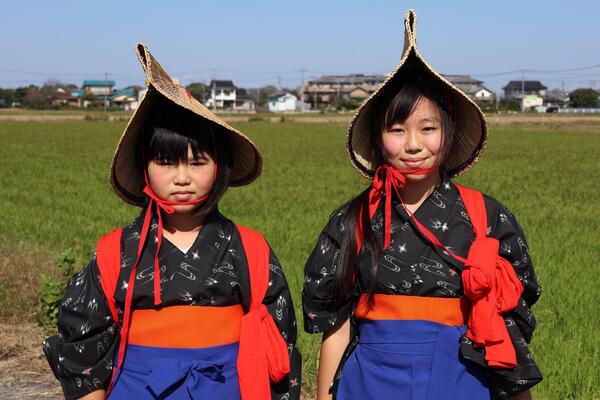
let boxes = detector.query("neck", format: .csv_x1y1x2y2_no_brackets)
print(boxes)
397,168,441,206
162,210,206,233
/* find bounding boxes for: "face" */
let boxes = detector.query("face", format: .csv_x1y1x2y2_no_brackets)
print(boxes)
147,145,216,213
381,97,443,181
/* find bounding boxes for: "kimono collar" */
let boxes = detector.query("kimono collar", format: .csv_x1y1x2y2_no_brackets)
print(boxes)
141,176,210,306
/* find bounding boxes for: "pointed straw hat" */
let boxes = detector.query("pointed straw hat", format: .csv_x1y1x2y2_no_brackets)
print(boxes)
347,9,487,179
110,43,262,207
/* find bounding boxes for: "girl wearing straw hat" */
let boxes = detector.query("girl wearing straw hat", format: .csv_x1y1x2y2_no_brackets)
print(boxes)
43,44,301,400
303,10,541,400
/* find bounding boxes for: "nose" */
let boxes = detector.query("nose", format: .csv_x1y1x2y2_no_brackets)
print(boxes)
404,130,423,154
173,164,191,185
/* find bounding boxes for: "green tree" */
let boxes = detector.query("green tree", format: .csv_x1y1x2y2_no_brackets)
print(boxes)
331,97,362,111
257,85,278,107
186,82,207,102
0,88,16,107
569,88,599,108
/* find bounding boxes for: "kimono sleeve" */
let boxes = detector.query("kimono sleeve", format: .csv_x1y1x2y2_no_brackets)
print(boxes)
42,255,119,400
263,246,302,400
302,206,353,334
462,196,543,399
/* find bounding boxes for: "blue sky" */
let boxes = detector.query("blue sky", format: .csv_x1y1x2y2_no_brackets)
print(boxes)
1,1,599,94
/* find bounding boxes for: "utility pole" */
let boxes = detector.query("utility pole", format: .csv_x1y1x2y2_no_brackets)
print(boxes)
211,69,217,112
212,80,216,112
277,76,282,91
521,69,525,97
299,68,306,103
104,72,110,112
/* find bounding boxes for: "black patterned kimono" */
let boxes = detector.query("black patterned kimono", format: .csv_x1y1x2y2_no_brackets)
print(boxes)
302,174,542,399
43,210,301,400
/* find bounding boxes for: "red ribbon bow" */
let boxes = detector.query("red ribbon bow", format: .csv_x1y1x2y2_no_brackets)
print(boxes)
358,164,433,250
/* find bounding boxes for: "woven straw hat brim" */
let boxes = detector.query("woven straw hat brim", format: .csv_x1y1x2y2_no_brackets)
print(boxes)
110,43,262,207
347,9,487,179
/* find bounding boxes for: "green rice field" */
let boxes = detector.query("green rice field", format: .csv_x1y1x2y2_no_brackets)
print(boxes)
1,119,599,399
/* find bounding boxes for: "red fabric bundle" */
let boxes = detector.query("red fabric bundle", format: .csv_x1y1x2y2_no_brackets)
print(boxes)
236,224,291,399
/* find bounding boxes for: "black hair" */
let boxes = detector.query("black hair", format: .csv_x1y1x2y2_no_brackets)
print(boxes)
139,99,232,218
333,75,455,308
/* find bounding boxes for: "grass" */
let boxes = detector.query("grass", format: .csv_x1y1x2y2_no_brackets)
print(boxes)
0,120,599,399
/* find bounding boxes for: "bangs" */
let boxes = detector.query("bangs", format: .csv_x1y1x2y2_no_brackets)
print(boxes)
383,83,425,130
147,127,215,164
143,102,216,165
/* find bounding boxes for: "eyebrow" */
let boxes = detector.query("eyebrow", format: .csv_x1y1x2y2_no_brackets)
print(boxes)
420,117,441,123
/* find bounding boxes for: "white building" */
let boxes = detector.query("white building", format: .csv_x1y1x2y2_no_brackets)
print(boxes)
521,95,544,111
268,93,298,112
205,80,254,111
206,80,237,109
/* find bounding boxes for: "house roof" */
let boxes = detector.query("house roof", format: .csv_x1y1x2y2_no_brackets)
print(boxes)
112,88,136,98
83,80,115,87
307,74,387,85
209,80,235,89
502,80,547,91
442,75,483,85
268,92,296,101
235,87,253,101
453,83,494,96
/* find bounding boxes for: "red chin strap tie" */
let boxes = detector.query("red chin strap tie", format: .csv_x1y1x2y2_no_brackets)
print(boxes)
357,164,434,250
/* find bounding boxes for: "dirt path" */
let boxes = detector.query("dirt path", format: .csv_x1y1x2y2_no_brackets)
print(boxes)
0,323,62,398
3,111,599,125
0,379,62,399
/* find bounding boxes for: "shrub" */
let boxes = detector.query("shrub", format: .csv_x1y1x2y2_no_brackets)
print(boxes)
36,249,80,326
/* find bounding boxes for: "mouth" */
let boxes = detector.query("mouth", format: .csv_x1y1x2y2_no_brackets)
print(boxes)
171,192,195,201
401,158,428,168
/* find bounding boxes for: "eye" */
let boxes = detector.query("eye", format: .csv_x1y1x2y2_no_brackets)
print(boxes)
155,159,174,166
422,126,438,133
190,158,208,167
387,126,405,134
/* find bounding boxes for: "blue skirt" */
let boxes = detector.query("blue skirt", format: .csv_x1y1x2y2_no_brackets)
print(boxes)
109,342,240,399
337,320,489,400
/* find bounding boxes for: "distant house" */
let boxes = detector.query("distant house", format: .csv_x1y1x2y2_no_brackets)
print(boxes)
301,74,386,106
206,80,236,109
47,86,83,107
111,88,139,111
347,85,378,99
502,80,547,99
80,80,116,107
205,80,254,111
235,88,255,111
49,87,71,107
82,80,115,96
443,75,495,102
268,93,297,112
